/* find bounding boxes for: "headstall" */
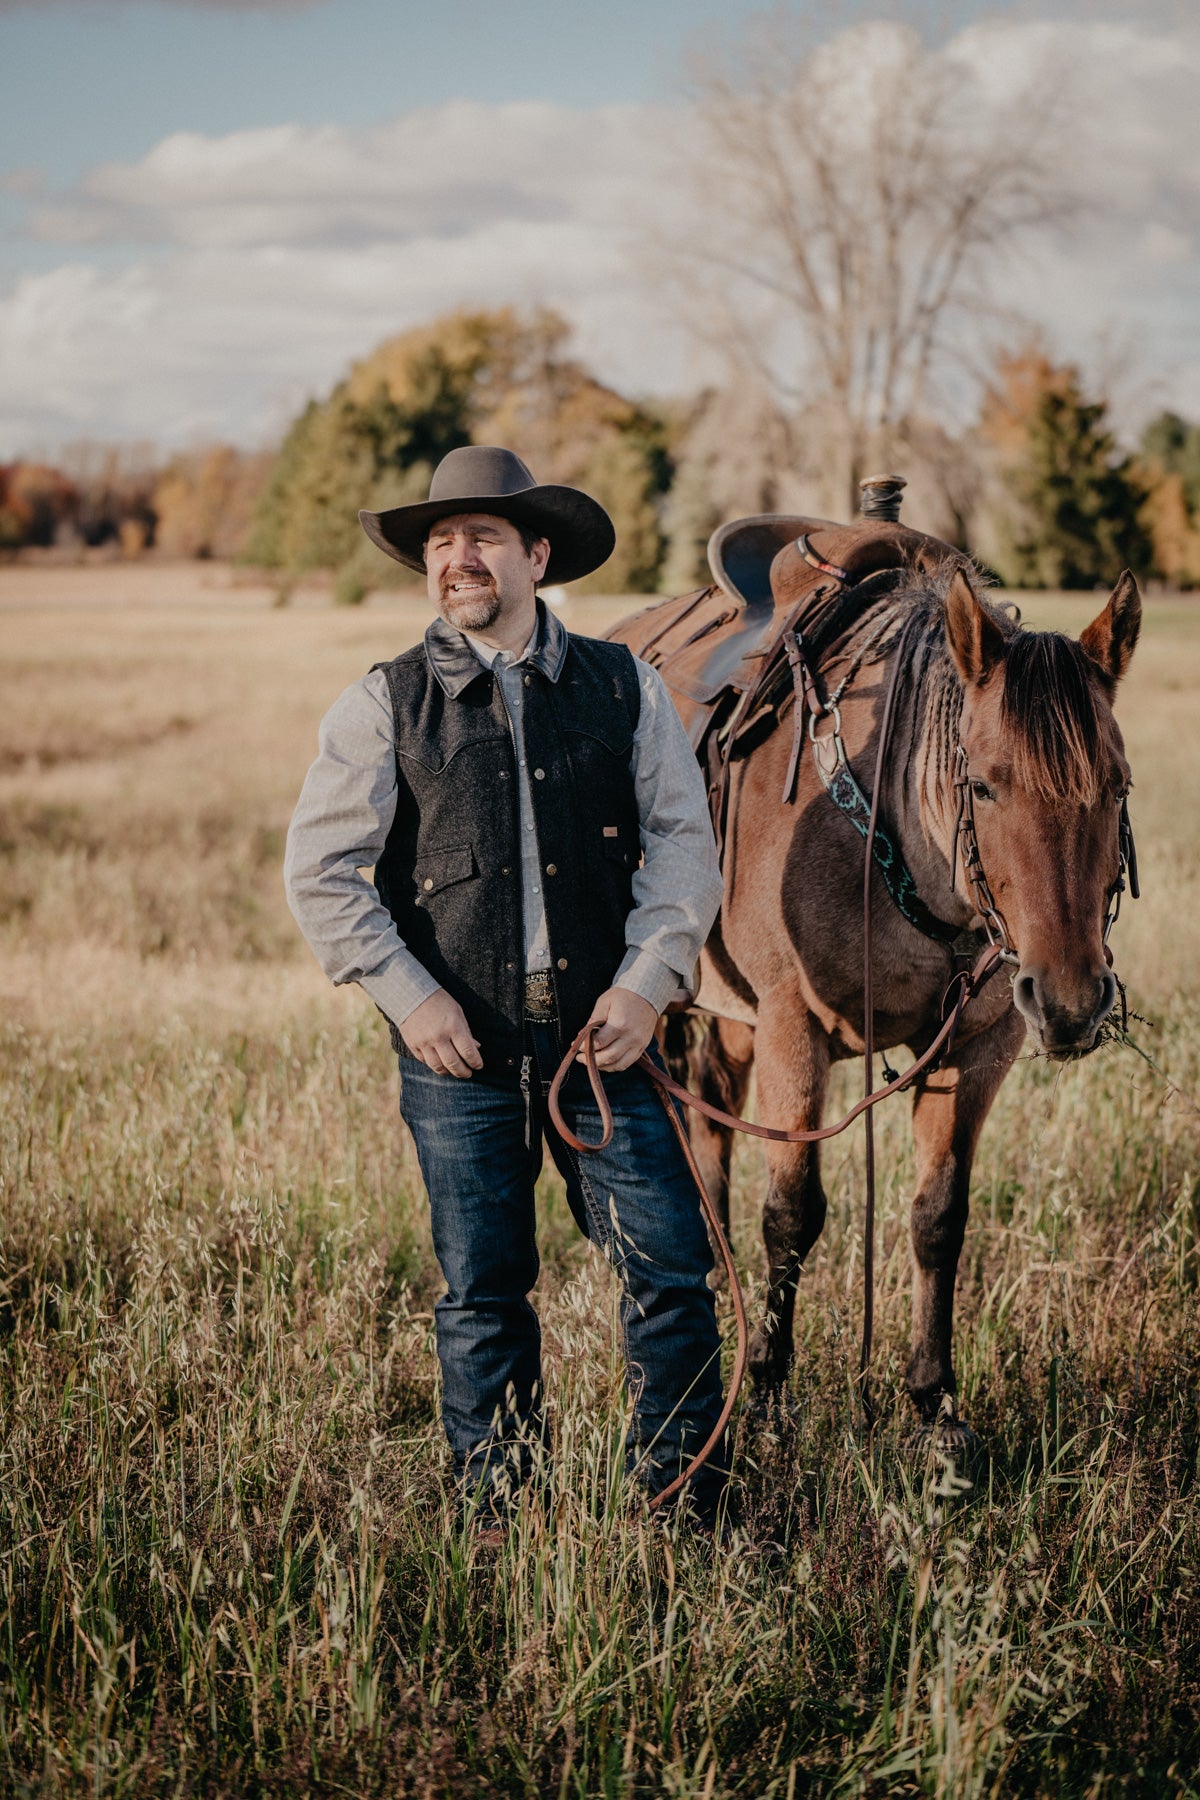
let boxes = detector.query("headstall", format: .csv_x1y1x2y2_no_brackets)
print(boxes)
952,744,1139,969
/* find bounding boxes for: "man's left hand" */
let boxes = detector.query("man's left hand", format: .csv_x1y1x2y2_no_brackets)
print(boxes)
582,987,659,1072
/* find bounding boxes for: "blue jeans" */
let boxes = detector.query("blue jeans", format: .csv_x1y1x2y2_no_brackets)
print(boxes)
397,1022,726,1521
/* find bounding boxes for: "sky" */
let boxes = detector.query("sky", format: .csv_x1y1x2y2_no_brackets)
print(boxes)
0,0,1197,456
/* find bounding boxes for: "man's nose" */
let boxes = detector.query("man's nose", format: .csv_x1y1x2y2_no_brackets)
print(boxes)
447,541,486,567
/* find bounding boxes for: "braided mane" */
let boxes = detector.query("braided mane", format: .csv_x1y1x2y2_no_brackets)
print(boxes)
818,560,1109,808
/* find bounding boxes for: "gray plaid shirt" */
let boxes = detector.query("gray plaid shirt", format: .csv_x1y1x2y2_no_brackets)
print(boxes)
284,607,723,1030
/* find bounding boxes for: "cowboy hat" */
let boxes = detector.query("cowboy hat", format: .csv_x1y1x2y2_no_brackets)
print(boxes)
358,445,615,586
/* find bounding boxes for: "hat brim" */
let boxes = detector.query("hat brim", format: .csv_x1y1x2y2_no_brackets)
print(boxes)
359,484,615,587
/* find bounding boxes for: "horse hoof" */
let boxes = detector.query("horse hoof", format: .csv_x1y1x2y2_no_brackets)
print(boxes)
746,1331,791,1391
743,1386,803,1433
906,1415,980,1465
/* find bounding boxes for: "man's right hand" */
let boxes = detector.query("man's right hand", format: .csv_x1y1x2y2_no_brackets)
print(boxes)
400,989,483,1078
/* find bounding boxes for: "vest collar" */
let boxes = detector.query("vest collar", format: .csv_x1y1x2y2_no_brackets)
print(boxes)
424,599,569,697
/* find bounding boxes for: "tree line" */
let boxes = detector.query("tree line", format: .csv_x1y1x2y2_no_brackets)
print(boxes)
2,305,1195,595
6,18,1195,596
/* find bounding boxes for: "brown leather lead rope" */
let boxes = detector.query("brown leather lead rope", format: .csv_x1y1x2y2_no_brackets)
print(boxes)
546,1025,747,1512
858,612,923,1428
547,941,1004,1509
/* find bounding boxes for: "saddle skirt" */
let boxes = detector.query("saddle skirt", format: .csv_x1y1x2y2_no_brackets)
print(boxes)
619,512,961,748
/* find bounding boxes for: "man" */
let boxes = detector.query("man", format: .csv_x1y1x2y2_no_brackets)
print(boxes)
284,445,726,1531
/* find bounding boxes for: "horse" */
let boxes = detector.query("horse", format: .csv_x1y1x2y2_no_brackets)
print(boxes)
611,538,1141,1445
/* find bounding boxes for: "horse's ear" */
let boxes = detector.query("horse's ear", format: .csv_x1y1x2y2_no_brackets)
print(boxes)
1080,570,1142,692
944,568,1005,686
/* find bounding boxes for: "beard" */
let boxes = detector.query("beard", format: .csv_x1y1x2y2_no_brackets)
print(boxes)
438,568,502,633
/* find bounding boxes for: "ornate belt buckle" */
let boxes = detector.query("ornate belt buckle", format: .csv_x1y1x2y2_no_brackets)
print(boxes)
523,970,557,1021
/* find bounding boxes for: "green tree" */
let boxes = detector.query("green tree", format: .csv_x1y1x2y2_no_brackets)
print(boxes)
246,357,476,586
1138,410,1200,587
247,307,672,600
989,364,1150,589
1141,411,1200,513
574,424,669,596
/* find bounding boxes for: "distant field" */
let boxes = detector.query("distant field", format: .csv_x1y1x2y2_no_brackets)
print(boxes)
1,562,1197,1796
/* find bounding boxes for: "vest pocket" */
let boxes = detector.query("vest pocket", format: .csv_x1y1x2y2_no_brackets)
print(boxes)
413,844,476,895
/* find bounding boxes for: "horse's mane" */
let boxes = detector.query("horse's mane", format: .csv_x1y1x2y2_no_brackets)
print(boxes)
999,630,1108,806
823,559,1110,808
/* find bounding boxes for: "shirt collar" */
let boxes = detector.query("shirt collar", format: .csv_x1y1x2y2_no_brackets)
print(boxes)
423,598,569,697
462,619,538,670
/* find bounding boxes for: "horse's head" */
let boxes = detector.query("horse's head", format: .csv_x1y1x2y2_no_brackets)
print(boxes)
943,568,1141,1058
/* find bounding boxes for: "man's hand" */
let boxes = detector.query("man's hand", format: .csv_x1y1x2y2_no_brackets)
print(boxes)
400,989,483,1078
582,987,659,1073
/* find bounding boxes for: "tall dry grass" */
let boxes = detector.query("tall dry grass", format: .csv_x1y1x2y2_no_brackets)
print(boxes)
0,568,1197,1796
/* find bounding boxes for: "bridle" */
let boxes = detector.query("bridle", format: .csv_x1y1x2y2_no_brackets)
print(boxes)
951,744,1019,966
953,742,1140,965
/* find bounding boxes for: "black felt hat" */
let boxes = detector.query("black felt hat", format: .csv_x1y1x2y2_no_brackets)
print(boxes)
358,445,615,586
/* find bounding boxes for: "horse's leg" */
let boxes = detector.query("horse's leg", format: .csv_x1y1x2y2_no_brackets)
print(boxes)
747,1002,830,1389
906,1006,1026,1435
688,1016,755,1241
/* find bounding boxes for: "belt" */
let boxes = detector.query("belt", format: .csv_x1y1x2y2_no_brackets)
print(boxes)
523,970,558,1021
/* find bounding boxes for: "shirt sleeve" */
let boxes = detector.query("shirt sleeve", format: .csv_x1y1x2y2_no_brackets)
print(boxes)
283,668,442,1029
612,658,724,1015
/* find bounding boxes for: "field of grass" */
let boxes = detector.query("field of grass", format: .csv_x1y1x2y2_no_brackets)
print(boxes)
1,562,1198,1797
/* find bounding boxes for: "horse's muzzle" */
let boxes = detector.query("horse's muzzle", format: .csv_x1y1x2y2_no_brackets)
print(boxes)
1012,965,1118,1058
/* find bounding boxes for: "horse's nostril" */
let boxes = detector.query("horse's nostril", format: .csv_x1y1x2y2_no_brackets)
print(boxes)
1013,971,1041,1022
1096,970,1118,1024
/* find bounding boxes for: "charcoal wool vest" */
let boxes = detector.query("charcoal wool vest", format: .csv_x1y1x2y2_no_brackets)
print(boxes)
372,625,642,1079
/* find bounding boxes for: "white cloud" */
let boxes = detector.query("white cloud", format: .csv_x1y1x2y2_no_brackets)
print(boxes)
2,17,1199,455
26,105,651,250
0,110,692,451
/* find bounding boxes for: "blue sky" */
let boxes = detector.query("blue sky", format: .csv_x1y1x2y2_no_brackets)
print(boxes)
1,0,1196,454
0,0,822,184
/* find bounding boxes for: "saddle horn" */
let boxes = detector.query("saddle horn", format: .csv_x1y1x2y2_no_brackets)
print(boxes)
859,474,907,523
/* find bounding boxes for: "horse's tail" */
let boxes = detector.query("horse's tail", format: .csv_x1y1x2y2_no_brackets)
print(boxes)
659,1010,702,1089
660,1011,751,1129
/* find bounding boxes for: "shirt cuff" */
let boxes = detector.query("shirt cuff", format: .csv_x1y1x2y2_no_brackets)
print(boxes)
613,948,688,1018
359,951,443,1030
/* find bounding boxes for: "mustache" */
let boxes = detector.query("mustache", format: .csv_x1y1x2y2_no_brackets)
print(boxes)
439,566,498,600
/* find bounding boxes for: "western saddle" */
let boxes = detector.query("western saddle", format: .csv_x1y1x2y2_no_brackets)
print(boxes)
627,479,963,757
617,480,974,949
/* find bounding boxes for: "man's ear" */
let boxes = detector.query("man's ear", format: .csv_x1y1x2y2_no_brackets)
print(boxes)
1079,570,1142,693
530,536,551,584
944,568,1005,686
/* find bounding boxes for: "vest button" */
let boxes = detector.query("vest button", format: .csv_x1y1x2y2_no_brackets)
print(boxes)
501,866,510,876
499,769,509,780
556,957,568,971
422,878,434,891
545,863,556,876
533,767,545,780
524,675,531,687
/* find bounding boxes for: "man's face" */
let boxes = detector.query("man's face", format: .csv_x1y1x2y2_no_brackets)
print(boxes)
424,513,550,634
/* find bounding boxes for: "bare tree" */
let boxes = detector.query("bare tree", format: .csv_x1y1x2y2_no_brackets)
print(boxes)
650,13,1073,513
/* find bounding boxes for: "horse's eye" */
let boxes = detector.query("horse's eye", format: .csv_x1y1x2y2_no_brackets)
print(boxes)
971,779,996,803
